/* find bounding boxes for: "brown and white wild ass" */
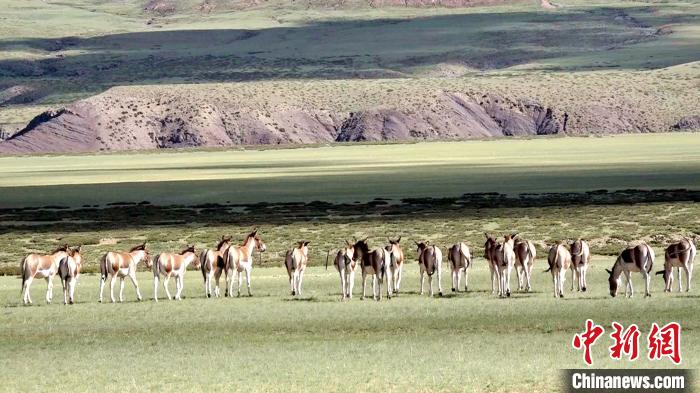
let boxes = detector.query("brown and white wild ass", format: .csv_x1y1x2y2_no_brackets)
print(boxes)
494,234,517,297
416,241,443,297
447,242,471,292
20,244,70,305
59,246,83,305
200,235,232,298
385,237,405,294
99,243,151,303
327,241,356,299
153,245,200,301
483,234,500,294
285,241,310,296
545,242,571,298
224,229,267,297
606,243,655,298
352,238,392,301
570,239,591,292
657,237,696,292
514,238,536,292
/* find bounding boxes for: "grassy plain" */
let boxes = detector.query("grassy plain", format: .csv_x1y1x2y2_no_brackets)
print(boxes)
1,133,699,207
1,263,699,392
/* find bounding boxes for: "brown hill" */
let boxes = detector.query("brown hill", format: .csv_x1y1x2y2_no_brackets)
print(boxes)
0,73,697,154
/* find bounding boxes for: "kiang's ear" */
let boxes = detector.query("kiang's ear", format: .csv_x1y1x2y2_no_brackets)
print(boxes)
345,240,352,247
396,236,401,243
484,233,489,239
304,241,310,246
605,268,613,275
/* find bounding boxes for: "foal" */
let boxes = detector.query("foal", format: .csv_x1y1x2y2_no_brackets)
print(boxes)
21,244,70,305
200,235,232,298
59,246,83,305
447,242,471,292
99,243,151,303
285,240,310,296
416,241,443,297
153,245,200,301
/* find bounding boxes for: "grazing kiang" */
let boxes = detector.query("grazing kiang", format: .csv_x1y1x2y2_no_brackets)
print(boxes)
447,242,472,292
153,245,200,301
483,234,500,294
545,242,571,298
494,234,517,298
416,241,443,297
606,243,655,298
327,241,356,299
199,235,232,298
285,241,310,296
58,246,83,305
385,237,405,294
514,237,536,292
570,239,591,292
658,237,696,292
99,243,151,303
20,244,70,305
352,238,393,301
224,228,267,297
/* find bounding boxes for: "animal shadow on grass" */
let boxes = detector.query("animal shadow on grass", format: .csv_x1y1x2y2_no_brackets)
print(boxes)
282,296,323,302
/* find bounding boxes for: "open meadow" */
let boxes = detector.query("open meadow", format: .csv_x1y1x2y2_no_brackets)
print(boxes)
1,135,699,391
2,264,700,393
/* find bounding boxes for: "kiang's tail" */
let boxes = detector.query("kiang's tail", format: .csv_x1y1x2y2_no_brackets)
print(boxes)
20,257,29,293
100,253,108,282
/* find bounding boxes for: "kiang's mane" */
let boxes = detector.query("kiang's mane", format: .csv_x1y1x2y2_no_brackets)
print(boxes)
129,244,146,252
179,246,195,255
216,237,231,251
51,244,69,254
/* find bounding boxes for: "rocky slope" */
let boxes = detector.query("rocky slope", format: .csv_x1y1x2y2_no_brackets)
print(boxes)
0,72,697,154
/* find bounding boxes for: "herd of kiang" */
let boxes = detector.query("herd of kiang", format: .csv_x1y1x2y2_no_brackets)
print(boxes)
18,229,697,305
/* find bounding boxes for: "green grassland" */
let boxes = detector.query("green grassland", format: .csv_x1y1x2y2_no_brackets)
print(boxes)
1,135,699,391
1,133,699,207
2,264,699,392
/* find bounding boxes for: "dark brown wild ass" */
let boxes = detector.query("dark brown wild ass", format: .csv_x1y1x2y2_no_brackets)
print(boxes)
352,238,392,301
